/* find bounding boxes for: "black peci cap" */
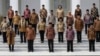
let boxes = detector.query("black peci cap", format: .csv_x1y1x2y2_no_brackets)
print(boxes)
50,10,53,12
32,9,35,11
93,3,95,5
86,9,89,11
26,5,28,7
77,4,80,7
3,17,6,19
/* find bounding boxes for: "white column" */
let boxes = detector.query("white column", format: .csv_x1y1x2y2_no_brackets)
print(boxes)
0,0,3,15
10,0,18,11
40,0,50,14
99,0,100,15
71,0,80,15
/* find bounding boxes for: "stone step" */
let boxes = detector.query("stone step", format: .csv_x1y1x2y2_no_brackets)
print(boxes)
0,45,100,48
0,48,99,52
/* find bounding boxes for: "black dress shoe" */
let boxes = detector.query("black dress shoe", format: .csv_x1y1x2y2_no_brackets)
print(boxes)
28,50,31,52
24,41,26,43
20,41,23,43
12,50,14,52
9,50,12,52
71,50,74,52
31,50,34,52
41,41,44,43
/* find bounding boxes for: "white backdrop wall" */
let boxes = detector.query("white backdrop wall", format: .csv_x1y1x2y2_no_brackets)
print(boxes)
20,0,40,15
80,0,100,17
12,0,100,17
0,0,3,15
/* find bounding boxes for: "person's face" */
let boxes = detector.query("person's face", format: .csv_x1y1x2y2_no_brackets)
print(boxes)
58,6,62,9
49,24,52,27
69,12,71,15
15,12,18,15
51,12,53,15
59,19,62,22
41,19,44,22
22,17,24,20
90,25,93,29
96,17,99,20
69,26,72,30
26,7,28,9
93,5,95,8
42,6,45,9
4,19,6,22
32,11,35,13
86,11,89,14
28,25,32,28
10,7,12,10
22,18,24,21
77,16,80,19
77,6,80,9
9,26,12,29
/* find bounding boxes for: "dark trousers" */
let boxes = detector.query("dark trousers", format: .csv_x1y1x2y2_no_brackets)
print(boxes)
93,17,96,23
67,40,73,52
27,40,34,52
58,32,64,42
77,31,82,43
96,31,100,42
52,24,54,27
0,31,1,35
20,32,26,43
85,24,90,34
9,45,14,52
25,18,29,24
39,30,45,43
9,18,13,27
43,18,46,23
31,24,37,33
48,39,54,52
2,32,7,43
14,25,19,35
89,40,95,52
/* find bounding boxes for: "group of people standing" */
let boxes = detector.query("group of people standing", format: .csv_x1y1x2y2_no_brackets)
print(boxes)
0,3,99,52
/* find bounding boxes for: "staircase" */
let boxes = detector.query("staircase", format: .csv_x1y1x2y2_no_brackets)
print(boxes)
0,30,100,56
0,18,99,56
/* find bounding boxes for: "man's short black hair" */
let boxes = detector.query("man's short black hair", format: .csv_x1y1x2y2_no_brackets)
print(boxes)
77,14,81,16
42,5,45,7
15,11,18,13
21,16,24,17
3,17,6,19
50,10,53,12
93,3,95,5
32,9,35,11
49,22,52,25
77,4,80,7
86,9,89,11
26,5,28,7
